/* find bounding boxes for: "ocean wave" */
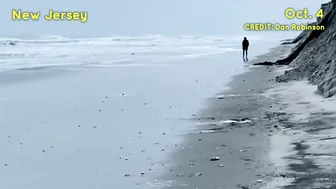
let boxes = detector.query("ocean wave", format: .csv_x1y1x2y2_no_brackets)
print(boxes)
0,34,276,46
0,34,280,72
0,35,78,45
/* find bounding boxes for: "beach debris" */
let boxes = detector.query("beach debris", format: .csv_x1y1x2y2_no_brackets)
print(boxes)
316,178,330,182
219,118,251,124
4,164,8,166
210,157,220,161
141,173,145,177
206,116,216,120
124,174,131,177
195,172,202,176
264,111,286,119
198,138,202,141
93,126,98,128
274,125,279,128
256,179,266,184
218,164,224,167
162,133,166,135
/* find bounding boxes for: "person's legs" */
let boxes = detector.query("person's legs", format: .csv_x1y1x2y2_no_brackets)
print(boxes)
246,50,248,60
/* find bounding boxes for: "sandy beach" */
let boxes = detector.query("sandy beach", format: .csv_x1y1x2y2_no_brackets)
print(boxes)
2,0,336,188
2,33,336,189
0,38,283,189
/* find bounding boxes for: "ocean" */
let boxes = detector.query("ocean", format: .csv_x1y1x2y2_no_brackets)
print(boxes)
0,35,283,72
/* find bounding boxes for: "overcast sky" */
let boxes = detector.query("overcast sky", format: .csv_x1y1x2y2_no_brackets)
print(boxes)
0,0,329,37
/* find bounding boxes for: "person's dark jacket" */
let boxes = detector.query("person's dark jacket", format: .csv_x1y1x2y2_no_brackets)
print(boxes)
242,40,249,50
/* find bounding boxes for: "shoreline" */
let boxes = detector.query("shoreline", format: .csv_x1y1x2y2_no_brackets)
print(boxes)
153,44,294,189
155,3,336,183
0,51,255,189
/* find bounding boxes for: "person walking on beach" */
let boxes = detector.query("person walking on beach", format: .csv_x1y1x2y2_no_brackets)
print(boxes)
242,37,249,61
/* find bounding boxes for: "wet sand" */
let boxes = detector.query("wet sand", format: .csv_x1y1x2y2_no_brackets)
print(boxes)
263,79,336,189
0,52,250,189
0,41,291,189
154,45,294,189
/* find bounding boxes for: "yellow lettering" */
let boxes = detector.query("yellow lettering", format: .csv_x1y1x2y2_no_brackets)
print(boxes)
41,10,87,22
60,12,66,20
45,9,53,20
316,9,324,19
250,24,255,30
22,12,29,20
285,8,295,19
244,24,250,30
81,12,88,23
66,12,73,20
297,11,303,19
303,8,309,18
12,9,21,20
30,12,40,20
73,12,79,20
53,12,60,20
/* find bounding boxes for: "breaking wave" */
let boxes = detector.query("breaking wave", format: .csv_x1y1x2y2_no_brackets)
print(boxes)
0,34,281,72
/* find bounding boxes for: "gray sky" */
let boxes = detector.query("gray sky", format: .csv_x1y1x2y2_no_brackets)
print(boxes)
0,0,329,37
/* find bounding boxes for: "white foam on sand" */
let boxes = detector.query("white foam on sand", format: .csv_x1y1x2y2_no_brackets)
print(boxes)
263,80,336,187
266,80,336,121
258,177,295,189
196,119,252,127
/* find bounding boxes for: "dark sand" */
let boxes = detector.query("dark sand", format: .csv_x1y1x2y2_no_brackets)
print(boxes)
154,45,294,189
